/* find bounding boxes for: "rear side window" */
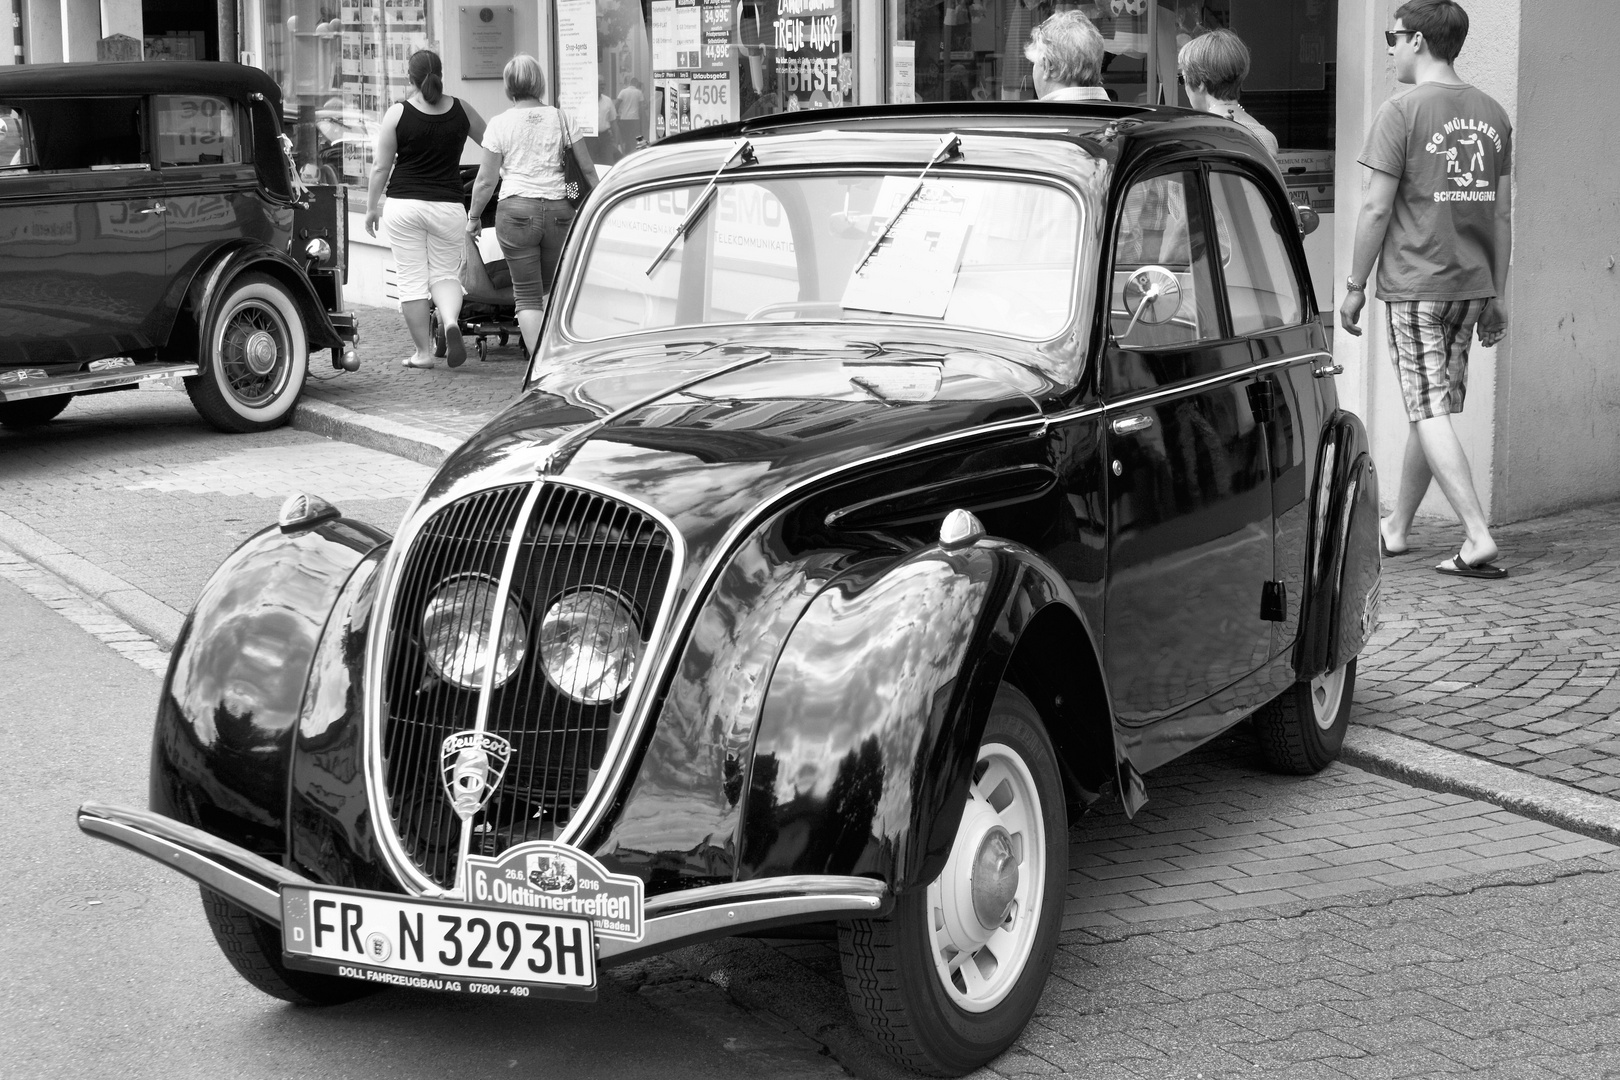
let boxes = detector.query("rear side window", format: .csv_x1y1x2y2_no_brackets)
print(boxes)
1209,171,1305,334
2,97,147,171
155,95,242,167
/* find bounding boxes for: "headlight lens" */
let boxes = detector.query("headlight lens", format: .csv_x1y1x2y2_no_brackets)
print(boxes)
420,575,528,690
537,588,641,704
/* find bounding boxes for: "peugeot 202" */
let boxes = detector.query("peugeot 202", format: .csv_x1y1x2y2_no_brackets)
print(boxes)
79,101,1379,1076
0,62,356,433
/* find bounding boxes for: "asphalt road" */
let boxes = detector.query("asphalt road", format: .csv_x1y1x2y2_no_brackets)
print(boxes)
0,575,839,1080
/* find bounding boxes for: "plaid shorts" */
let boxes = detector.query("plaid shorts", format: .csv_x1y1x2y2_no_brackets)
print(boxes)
1384,299,1489,422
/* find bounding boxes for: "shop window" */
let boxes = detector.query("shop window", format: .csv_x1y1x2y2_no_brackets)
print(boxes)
1208,170,1303,334
155,96,243,168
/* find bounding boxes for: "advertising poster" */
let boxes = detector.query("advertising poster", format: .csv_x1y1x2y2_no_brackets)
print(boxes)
340,0,430,185
891,40,915,105
774,0,839,110
653,0,737,141
556,0,599,136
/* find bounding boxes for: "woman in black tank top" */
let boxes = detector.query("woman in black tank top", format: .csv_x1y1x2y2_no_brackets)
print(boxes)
365,50,487,369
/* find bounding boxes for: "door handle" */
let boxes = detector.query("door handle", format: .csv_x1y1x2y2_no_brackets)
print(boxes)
139,202,167,215
1110,414,1154,435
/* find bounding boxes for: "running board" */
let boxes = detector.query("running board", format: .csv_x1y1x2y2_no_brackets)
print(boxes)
77,803,892,964
0,362,199,403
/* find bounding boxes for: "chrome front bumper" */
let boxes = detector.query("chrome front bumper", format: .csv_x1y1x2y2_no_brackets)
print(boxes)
77,803,892,964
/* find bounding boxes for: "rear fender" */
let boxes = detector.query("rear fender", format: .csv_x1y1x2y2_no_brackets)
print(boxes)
149,515,389,858
180,242,346,353
1295,411,1382,679
739,537,1117,893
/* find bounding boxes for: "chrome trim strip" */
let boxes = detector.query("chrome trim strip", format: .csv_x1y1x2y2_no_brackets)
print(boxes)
77,802,308,925
364,477,689,898
599,881,891,965
1098,351,1331,414
563,408,1046,843
0,362,199,402
642,874,889,917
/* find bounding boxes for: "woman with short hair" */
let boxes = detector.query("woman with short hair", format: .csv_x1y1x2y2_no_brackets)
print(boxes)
465,54,597,351
1178,28,1278,157
365,49,487,369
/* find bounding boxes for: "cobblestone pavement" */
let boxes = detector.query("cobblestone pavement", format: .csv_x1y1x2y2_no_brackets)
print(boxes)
0,388,429,613
303,301,530,441
1359,506,1620,799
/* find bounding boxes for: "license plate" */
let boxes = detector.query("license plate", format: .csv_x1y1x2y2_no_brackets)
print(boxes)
281,885,596,1000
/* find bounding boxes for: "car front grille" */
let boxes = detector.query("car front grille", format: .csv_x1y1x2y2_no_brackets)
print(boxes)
380,482,676,890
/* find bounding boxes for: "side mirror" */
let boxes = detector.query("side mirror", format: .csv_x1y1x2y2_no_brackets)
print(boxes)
1295,202,1320,236
1120,265,1182,338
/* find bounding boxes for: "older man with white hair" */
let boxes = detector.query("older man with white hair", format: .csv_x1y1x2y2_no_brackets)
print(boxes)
1024,10,1109,102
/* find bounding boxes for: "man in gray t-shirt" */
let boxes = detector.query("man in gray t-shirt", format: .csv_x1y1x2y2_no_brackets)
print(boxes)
1340,0,1512,580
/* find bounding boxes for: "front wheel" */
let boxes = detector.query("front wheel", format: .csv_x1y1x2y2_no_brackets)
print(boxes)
1254,658,1357,774
185,273,309,433
199,887,378,1005
839,684,1066,1076
0,394,72,428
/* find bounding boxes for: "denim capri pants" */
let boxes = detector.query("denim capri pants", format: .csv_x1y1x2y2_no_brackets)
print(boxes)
494,195,575,311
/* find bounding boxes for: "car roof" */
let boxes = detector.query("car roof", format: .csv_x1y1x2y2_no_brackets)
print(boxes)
657,100,1281,179
0,61,283,111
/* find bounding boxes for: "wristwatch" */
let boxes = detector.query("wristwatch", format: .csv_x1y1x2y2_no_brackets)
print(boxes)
1345,277,1366,292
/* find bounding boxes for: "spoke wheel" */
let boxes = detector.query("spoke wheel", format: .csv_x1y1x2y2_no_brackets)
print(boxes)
186,273,308,433
1255,658,1356,774
839,684,1066,1076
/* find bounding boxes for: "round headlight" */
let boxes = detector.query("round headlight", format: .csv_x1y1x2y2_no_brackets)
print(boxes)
420,575,528,690
537,588,642,705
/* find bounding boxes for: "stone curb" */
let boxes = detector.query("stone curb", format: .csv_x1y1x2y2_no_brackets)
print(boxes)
290,397,461,467
1343,724,1620,847
0,509,185,650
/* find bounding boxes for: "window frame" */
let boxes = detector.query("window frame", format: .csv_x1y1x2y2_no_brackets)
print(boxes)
1204,164,1314,338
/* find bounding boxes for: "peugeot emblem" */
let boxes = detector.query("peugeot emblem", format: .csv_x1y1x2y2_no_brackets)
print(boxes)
440,731,513,821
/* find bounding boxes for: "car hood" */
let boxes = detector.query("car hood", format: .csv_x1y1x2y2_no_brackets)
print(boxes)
418,333,1059,575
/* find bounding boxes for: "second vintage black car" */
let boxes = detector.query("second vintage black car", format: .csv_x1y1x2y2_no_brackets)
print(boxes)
79,101,1380,1076
0,62,356,433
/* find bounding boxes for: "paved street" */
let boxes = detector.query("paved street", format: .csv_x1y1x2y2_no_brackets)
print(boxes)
3,329,1620,1077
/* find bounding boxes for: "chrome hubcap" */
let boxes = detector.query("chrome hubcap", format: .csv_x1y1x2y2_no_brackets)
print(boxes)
243,330,280,376
1310,665,1347,730
928,741,1045,1013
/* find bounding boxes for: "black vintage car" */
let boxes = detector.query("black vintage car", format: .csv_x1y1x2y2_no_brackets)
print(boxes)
0,62,356,433
79,102,1380,1075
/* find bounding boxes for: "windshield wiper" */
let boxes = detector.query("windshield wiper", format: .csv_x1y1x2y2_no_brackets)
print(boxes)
645,138,756,276
852,133,962,276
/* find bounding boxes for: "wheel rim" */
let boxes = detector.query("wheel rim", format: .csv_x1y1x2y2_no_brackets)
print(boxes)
927,741,1046,1014
217,301,291,407
1309,665,1348,731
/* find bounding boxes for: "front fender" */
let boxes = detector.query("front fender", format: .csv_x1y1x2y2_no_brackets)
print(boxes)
1296,410,1381,679
183,241,345,352
739,537,1085,893
149,515,389,857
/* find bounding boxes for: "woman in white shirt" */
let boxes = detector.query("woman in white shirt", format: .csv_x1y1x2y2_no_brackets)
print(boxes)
466,54,597,348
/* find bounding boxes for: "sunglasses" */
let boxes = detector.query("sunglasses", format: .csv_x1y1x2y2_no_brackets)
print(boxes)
1384,29,1417,46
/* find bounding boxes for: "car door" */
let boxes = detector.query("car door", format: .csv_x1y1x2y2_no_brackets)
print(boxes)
1100,166,1276,728
0,96,168,366
154,94,275,283
1204,167,1330,660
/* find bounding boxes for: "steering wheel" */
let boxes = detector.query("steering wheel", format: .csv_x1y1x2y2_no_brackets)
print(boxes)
744,300,846,321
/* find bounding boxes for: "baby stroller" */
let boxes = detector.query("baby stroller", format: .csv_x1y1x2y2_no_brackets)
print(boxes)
427,166,525,362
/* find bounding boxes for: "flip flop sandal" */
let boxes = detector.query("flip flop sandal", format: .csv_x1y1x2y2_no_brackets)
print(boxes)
1436,554,1507,580
1379,537,1411,557
399,356,435,369
445,324,466,368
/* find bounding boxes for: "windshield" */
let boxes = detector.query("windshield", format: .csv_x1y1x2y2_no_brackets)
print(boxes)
566,172,1082,344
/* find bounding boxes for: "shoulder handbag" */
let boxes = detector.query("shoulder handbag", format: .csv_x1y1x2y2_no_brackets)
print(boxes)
557,107,594,209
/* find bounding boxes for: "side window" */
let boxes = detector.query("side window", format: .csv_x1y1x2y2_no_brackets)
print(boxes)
17,97,146,171
1111,170,1220,349
156,96,242,168
1209,171,1305,334
0,106,36,170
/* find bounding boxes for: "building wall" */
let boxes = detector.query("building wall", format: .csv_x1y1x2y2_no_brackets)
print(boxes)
1496,0,1620,519
1333,0,1520,526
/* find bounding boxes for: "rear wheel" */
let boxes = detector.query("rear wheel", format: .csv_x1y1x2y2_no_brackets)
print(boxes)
185,273,308,433
199,886,378,1005
1254,658,1356,774
839,684,1066,1076
0,394,72,428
